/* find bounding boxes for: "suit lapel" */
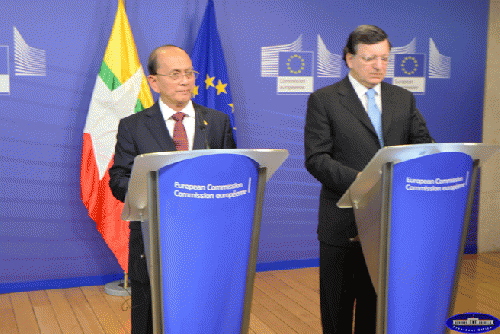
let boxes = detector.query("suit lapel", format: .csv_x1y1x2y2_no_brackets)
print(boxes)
193,104,207,150
380,82,396,137
338,77,378,137
143,102,177,151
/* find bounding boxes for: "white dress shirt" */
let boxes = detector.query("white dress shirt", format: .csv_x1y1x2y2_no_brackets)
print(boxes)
158,99,196,150
348,73,382,114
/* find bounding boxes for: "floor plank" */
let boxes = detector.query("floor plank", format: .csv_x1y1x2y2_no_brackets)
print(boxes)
270,269,320,305
254,275,322,332
1,252,500,334
100,288,131,334
63,288,105,334
45,289,83,334
0,293,19,334
252,286,319,333
259,271,321,318
250,292,297,334
80,286,125,334
9,292,40,334
28,290,61,334
249,313,276,334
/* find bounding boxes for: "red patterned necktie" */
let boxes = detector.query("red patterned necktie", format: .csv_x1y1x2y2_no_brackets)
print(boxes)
172,112,189,151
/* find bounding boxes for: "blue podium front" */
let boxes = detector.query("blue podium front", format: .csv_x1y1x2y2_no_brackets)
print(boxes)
387,152,473,333
153,154,258,333
338,144,499,334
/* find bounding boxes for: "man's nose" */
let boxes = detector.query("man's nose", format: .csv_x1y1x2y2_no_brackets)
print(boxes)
374,58,383,70
179,74,189,84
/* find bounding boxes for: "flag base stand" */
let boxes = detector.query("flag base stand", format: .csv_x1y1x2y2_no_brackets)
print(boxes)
104,272,131,296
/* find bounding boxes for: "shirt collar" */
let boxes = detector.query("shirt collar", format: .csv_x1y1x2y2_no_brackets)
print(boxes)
348,73,381,97
158,99,195,120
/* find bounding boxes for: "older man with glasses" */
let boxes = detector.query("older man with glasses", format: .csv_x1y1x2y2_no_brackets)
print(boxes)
304,25,433,333
109,44,236,334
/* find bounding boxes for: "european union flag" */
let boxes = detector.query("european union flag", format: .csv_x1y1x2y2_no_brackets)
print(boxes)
191,0,237,143
278,52,313,76
394,54,425,77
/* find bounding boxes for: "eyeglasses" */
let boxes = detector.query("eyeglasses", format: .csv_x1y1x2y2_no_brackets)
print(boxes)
155,70,199,81
359,55,390,63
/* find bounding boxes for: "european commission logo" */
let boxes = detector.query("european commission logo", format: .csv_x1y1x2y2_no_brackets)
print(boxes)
0,26,47,95
261,35,313,95
393,54,426,93
277,51,313,94
261,35,451,95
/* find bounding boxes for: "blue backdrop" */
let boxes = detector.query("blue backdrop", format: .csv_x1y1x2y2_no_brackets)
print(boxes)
0,0,489,292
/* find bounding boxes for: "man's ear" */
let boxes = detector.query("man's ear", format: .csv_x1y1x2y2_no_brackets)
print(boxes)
346,53,354,69
147,75,160,94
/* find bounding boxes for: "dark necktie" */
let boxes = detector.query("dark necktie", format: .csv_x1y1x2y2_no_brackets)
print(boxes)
366,89,384,147
172,112,189,151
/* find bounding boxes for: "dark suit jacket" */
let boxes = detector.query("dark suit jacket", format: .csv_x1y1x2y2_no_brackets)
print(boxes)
304,76,433,246
109,101,236,282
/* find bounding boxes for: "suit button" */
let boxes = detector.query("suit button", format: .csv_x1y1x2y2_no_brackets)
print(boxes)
140,254,145,259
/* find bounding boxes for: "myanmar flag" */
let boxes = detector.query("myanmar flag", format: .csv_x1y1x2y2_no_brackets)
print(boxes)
80,0,153,272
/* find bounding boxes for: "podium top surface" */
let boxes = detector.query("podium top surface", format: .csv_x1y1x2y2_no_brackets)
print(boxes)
337,143,500,208
122,149,288,221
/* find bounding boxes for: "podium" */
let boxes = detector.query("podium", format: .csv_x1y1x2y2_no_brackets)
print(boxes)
337,143,499,334
121,149,288,334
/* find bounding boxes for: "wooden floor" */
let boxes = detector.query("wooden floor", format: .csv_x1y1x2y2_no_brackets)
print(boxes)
1,252,500,334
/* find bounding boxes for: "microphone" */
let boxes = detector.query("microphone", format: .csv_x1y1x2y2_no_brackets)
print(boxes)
198,112,210,149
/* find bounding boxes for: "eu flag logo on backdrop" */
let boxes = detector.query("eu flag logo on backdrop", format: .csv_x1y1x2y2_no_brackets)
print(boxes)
278,52,313,76
276,51,314,94
392,54,426,94
191,0,237,143
394,54,425,77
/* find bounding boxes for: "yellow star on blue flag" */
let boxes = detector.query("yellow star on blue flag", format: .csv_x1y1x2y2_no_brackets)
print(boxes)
191,0,237,143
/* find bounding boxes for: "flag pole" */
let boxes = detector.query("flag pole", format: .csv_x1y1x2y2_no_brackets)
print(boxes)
105,271,131,296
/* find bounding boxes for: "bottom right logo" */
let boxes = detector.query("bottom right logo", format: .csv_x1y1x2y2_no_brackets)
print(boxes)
447,313,500,333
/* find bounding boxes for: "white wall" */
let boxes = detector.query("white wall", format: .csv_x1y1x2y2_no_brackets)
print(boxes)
479,0,500,252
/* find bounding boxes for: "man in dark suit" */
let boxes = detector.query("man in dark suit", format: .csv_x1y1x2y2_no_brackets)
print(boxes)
304,25,433,333
109,45,235,334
